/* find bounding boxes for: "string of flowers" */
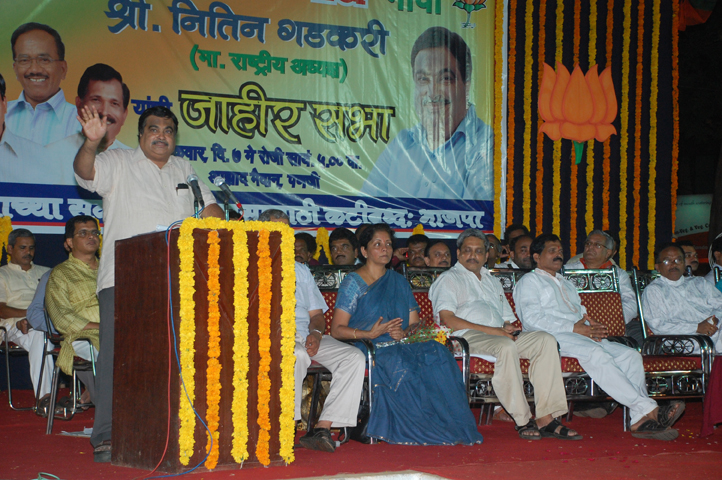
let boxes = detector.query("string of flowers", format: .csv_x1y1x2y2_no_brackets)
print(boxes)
313,227,330,263
255,229,273,466
522,0,535,228
632,0,645,268
671,0,680,232
178,220,198,466
0,217,12,263
494,0,505,237
552,0,565,236
569,0,583,253
648,0,660,268
205,230,222,470
586,0,598,237
506,0,518,231
231,228,250,463
535,0,548,235
277,223,297,464
619,0,633,269
603,0,614,231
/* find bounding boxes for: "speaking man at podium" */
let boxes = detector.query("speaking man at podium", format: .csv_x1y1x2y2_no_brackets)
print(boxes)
73,104,223,462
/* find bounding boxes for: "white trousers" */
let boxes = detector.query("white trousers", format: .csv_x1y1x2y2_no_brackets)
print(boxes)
295,334,366,428
4,324,53,398
555,333,657,425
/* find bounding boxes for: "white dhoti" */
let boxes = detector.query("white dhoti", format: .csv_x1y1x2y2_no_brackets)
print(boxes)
2,323,53,398
554,333,657,424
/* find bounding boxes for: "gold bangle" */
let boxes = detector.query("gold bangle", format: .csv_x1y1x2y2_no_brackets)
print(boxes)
353,328,357,339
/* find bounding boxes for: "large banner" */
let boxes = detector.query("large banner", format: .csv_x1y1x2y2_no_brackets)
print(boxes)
0,0,497,234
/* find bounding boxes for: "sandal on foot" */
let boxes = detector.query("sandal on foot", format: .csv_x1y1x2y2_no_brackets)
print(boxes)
631,420,678,441
299,428,336,452
539,419,583,440
658,401,685,428
94,440,112,463
515,420,541,440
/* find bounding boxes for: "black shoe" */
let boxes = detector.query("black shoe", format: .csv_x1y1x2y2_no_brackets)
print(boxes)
573,401,618,418
299,428,336,452
94,441,112,463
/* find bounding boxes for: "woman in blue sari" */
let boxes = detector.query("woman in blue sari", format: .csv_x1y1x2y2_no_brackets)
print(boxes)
331,223,483,445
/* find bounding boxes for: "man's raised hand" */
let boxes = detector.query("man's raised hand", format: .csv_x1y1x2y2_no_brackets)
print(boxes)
77,105,107,143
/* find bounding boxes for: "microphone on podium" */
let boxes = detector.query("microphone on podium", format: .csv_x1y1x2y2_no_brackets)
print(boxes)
186,173,205,209
213,176,243,211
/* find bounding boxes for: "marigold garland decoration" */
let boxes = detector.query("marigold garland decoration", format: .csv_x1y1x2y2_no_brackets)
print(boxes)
522,0,534,228
205,230,222,470
671,0,680,235
505,0,518,233
632,0,645,268
314,227,330,262
552,0,564,237
493,0,505,237
178,219,198,466
535,0,547,235
619,0,633,269
648,0,660,267
0,217,12,263
177,218,296,467
255,229,273,466
603,0,614,231
586,0,598,236
231,228,250,463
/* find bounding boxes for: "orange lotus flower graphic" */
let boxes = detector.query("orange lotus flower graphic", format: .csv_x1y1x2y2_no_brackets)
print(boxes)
538,62,618,163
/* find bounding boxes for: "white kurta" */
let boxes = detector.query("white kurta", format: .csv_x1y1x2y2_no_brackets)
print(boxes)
565,260,638,324
641,275,722,352
514,269,657,425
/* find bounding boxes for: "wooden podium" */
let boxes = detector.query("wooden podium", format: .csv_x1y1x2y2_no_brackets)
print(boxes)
112,228,288,472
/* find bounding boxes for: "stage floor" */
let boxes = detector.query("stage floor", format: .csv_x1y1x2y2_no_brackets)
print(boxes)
1,389,721,480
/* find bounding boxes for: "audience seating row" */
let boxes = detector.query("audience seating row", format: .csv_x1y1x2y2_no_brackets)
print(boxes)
308,265,714,428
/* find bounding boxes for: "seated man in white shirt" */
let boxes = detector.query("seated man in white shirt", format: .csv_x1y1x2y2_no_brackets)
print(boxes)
641,242,722,352
514,233,684,441
565,230,642,345
430,229,581,440
0,229,53,403
261,209,366,452
498,234,533,269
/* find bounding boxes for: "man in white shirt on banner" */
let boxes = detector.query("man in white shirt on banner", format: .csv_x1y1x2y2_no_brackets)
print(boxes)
429,229,580,440
260,209,365,453
7,23,80,145
514,233,684,441
641,242,722,352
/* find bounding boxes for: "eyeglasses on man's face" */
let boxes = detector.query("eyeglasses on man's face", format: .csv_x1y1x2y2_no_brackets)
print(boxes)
75,229,102,238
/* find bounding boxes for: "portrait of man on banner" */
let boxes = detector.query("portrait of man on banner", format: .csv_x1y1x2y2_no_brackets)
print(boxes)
361,26,494,202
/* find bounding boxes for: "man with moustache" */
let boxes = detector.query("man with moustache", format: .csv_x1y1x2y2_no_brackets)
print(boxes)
45,216,102,403
514,234,683,441
361,26,493,201
74,104,223,462
7,23,79,145
499,234,533,269
329,228,359,266
424,240,451,267
0,229,53,402
641,243,722,353
430,229,578,440
295,232,321,266
406,234,430,268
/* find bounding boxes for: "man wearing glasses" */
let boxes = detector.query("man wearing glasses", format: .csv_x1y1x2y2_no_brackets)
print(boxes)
641,243,722,353
566,230,640,344
45,215,102,404
7,23,80,145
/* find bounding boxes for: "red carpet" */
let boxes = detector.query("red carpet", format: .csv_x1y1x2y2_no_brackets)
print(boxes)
2,389,721,480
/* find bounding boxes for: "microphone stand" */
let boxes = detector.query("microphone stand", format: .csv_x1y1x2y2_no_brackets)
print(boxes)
194,198,200,218
224,199,229,221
